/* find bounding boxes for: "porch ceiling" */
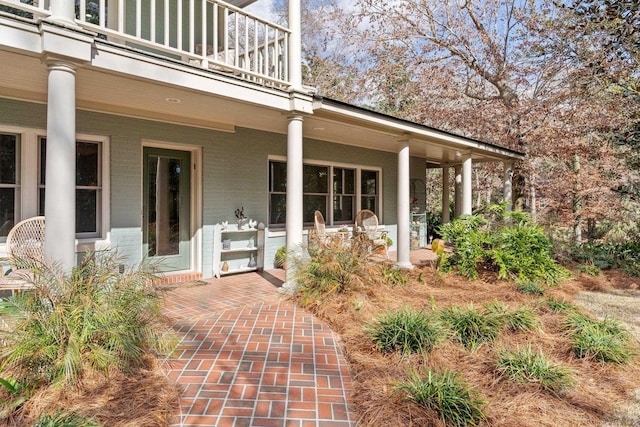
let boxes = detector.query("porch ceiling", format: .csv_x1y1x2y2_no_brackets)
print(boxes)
0,45,522,166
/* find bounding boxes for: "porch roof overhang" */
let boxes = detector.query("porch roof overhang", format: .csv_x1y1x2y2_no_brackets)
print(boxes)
307,97,524,165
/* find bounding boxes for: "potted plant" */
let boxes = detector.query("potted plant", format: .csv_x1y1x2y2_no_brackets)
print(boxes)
274,246,287,269
337,227,349,240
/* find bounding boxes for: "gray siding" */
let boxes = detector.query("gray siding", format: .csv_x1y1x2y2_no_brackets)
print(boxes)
0,98,418,276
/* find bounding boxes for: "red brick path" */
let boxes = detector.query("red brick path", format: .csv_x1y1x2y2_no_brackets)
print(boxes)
161,270,355,426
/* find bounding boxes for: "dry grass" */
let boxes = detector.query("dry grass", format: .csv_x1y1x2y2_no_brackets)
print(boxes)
0,356,181,426
295,265,640,426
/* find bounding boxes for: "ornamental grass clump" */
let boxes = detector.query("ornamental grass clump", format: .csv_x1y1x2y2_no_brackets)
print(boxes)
515,278,545,295
440,305,502,351
565,313,633,364
395,369,486,427
496,346,575,394
545,297,577,314
366,307,445,356
293,237,374,303
0,252,176,386
484,301,539,333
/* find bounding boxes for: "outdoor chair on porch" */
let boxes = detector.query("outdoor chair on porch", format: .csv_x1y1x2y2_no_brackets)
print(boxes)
309,210,331,247
353,209,388,256
0,216,45,295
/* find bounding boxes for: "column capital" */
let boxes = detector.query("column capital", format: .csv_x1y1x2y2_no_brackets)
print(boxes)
43,57,77,74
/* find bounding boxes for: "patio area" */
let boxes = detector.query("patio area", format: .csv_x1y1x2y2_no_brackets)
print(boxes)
161,249,435,426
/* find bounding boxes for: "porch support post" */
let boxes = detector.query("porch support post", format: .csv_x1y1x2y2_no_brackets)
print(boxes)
442,165,450,224
396,138,412,269
44,61,77,272
454,165,462,218
503,161,513,211
462,152,473,215
288,0,302,90
285,113,304,284
49,0,76,23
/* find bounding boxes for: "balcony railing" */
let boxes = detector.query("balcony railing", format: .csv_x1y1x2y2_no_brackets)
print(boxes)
0,0,290,88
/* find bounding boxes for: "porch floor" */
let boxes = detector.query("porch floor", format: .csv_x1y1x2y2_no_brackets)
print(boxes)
161,249,436,426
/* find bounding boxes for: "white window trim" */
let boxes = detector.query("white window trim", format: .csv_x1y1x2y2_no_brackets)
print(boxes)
267,155,383,228
0,126,111,256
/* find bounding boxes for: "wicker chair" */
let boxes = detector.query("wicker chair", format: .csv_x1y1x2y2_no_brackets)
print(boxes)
0,216,45,294
309,210,330,247
353,210,388,255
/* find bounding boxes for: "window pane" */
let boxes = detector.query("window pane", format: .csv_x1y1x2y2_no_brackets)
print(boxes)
39,188,45,216
333,195,354,222
270,194,286,225
40,138,46,185
270,161,287,192
344,169,355,194
0,134,17,184
361,170,378,195
303,165,328,193
361,196,378,214
76,189,97,233
77,142,99,186
303,195,327,223
0,188,15,238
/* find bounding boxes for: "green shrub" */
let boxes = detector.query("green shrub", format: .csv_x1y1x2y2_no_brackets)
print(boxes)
545,297,576,313
396,369,486,427
573,241,640,277
515,278,545,295
366,307,445,356
440,305,502,351
496,346,575,394
293,237,373,303
274,246,287,268
378,264,410,286
438,205,568,284
483,301,539,333
0,252,176,385
565,313,633,364
33,411,101,427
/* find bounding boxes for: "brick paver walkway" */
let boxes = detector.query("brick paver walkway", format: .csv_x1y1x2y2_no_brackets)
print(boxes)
161,270,355,427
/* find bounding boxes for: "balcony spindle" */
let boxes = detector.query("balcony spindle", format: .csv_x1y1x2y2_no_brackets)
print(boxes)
201,0,207,65
163,0,169,45
150,0,156,43
188,0,194,53
135,0,141,38
78,0,86,21
177,0,182,50
213,3,218,56
99,0,105,27
118,0,124,33
253,18,258,74
263,23,269,77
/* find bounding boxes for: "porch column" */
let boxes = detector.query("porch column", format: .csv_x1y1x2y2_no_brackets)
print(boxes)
286,114,304,283
442,165,450,224
396,138,412,269
49,0,76,23
503,161,513,211
454,165,462,218
44,61,77,272
288,0,302,90
462,152,473,215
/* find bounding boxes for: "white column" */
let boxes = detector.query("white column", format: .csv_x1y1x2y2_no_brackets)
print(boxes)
442,165,450,224
503,161,513,211
462,153,473,215
288,0,302,89
286,114,304,283
44,61,76,272
396,138,412,269
454,165,462,217
49,0,76,23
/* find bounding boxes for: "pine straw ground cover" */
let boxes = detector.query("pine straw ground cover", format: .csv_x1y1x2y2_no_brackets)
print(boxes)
293,262,640,426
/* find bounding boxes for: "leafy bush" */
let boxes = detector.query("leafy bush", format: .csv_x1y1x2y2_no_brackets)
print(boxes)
573,241,640,277
440,305,502,351
396,369,486,427
515,279,545,295
378,264,410,286
564,313,633,364
293,237,374,303
496,346,575,394
366,307,445,356
438,205,568,284
0,252,176,386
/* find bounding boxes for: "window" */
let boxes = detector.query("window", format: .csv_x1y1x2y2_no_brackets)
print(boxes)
0,134,19,241
361,169,379,214
268,159,381,227
39,138,103,238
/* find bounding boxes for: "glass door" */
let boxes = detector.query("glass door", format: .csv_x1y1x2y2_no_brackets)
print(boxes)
143,147,191,271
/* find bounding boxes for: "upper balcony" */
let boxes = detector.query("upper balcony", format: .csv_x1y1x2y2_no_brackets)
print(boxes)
0,0,291,88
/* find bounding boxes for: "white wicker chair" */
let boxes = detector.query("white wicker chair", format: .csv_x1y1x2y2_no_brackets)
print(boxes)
353,210,388,256
0,216,45,295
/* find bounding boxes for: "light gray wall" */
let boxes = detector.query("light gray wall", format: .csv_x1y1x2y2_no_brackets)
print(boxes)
0,98,422,276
